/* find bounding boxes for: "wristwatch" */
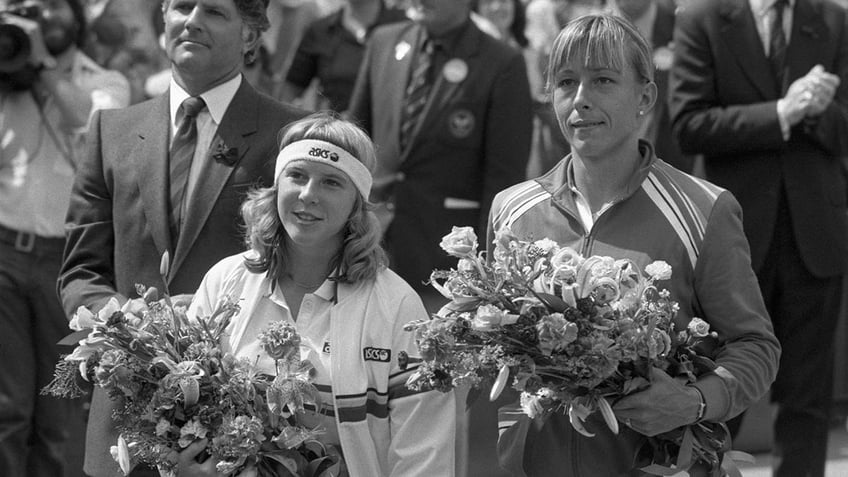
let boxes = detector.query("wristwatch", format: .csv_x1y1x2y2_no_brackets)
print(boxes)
692,385,707,422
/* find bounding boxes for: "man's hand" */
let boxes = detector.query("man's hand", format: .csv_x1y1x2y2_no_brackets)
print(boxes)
612,367,702,436
780,65,841,125
804,64,840,117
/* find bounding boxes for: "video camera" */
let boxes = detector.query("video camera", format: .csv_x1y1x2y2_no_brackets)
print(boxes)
0,1,43,91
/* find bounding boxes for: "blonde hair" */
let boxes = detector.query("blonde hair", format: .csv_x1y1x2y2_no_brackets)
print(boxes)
545,13,655,95
241,112,387,284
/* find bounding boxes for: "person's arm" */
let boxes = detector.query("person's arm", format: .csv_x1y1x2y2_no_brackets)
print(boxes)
669,4,786,155
480,51,533,232
58,109,123,317
344,34,375,132
689,191,781,422
800,9,848,157
386,289,456,476
281,21,321,104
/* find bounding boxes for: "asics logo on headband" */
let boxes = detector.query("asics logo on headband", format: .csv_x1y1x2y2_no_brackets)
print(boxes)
309,147,340,162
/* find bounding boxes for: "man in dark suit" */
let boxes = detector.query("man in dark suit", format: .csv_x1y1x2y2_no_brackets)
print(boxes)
670,0,848,475
612,0,690,172
347,0,533,301
58,0,305,475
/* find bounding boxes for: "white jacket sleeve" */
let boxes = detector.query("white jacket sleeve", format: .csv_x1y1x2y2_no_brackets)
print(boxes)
386,289,456,477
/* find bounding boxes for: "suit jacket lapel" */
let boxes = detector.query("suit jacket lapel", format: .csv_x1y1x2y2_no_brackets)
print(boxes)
170,80,257,278
136,94,172,258
401,21,482,164
718,0,781,98
785,0,827,81
396,24,426,162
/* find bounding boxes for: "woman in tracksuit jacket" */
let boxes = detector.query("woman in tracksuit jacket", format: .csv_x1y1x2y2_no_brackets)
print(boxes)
488,14,780,476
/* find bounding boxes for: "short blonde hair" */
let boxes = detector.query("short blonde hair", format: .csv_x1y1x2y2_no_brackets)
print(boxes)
545,13,655,95
241,112,387,284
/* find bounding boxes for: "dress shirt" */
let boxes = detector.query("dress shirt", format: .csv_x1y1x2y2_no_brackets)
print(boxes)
749,0,795,139
168,74,241,207
749,0,794,57
0,52,129,237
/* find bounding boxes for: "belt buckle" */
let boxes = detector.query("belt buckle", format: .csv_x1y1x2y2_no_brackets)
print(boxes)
14,231,35,253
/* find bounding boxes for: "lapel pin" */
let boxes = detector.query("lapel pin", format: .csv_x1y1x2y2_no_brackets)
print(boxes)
443,58,468,83
395,41,411,61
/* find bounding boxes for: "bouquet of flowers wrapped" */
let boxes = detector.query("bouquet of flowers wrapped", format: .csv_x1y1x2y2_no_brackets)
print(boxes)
43,255,340,477
401,226,745,476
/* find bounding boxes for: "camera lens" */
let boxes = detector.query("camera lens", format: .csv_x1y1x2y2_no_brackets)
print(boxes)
0,22,32,73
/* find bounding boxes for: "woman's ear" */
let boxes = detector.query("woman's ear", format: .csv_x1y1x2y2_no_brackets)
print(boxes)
639,80,658,116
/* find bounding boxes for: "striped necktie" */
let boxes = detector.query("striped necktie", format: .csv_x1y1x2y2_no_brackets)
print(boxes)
768,0,789,89
169,96,206,244
400,38,434,151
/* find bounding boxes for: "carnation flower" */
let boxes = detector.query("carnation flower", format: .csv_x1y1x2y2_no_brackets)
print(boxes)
258,321,301,361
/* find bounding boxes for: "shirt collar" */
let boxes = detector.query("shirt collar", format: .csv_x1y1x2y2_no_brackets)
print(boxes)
560,140,656,201
263,271,338,304
426,18,472,53
169,74,242,128
749,0,794,16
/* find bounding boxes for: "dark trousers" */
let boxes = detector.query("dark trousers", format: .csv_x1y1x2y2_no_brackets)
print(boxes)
0,227,85,477
757,193,841,477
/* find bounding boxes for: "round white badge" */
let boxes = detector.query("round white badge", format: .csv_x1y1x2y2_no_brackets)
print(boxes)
443,58,468,83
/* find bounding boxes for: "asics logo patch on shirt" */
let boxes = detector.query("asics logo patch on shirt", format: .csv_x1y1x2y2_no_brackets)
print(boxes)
363,347,391,362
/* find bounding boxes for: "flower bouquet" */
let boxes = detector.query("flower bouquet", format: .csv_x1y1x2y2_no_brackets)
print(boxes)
400,226,746,476
43,254,341,477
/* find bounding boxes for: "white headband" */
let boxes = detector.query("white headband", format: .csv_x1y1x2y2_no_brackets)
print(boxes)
274,139,373,198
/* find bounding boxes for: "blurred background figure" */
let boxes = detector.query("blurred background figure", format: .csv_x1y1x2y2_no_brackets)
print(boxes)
347,0,532,308
670,0,848,475
608,0,690,172
0,0,130,476
83,0,167,104
472,0,551,179
281,0,408,112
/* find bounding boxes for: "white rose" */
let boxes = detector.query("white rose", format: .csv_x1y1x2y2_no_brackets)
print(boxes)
645,260,673,281
439,226,478,258
687,317,711,338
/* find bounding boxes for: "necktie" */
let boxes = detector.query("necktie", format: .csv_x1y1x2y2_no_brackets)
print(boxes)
768,0,789,88
400,38,434,151
169,96,206,244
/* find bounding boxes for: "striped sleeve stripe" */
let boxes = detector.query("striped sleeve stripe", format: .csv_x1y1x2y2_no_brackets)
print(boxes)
504,190,550,230
653,167,709,237
642,172,704,269
303,402,336,417
493,182,549,230
335,388,389,423
337,399,389,422
497,406,526,437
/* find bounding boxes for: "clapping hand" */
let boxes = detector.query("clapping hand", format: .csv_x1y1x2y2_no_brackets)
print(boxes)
612,367,702,437
782,65,841,125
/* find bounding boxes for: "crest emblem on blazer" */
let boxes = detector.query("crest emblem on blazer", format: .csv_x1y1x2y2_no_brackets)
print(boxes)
448,109,475,139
